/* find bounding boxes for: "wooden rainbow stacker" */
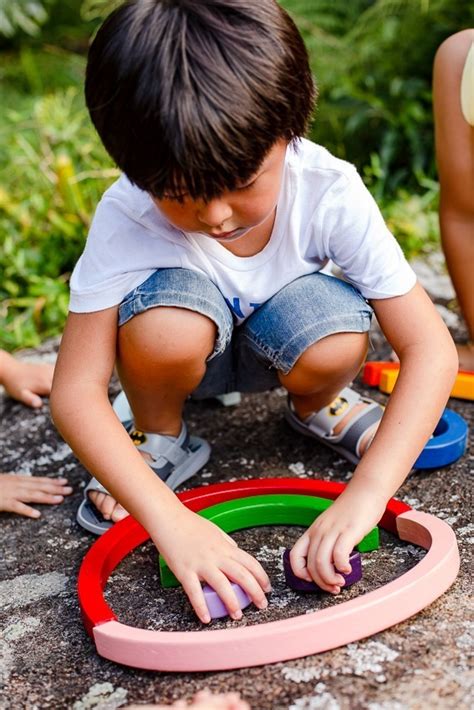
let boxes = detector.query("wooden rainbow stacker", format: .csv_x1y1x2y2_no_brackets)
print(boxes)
362,361,474,400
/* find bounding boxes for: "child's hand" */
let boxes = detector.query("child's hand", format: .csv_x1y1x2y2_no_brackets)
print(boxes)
0,474,73,518
289,488,386,593
154,507,271,623
0,353,54,408
127,688,250,709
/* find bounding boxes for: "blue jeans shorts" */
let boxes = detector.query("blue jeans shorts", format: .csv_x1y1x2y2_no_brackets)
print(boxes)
118,268,373,399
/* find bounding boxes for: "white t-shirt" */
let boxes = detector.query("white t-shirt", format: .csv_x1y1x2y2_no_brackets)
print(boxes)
69,139,416,321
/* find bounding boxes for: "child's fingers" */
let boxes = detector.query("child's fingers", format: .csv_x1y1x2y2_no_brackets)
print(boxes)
31,370,55,394
23,478,72,495
307,536,344,592
289,535,313,582
222,531,238,546
20,490,65,506
203,569,244,621
235,548,272,591
10,500,41,518
190,690,249,708
221,561,268,611
224,694,250,710
19,388,43,408
192,690,212,700
332,533,354,575
180,575,211,624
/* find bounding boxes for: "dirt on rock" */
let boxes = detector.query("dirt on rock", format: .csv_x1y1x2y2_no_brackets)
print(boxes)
1,303,472,709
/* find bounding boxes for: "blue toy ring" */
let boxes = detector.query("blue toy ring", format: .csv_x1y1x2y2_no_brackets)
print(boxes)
414,408,468,469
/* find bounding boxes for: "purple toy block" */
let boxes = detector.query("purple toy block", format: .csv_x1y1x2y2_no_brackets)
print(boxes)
283,548,362,592
202,583,252,619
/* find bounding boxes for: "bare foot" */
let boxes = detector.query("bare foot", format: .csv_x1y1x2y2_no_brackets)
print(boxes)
88,489,128,523
88,445,155,522
126,689,251,709
456,342,474,371
0,474,72,518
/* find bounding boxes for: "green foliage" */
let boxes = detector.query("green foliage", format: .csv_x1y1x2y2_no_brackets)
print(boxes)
0,60,118,350
80,0,122,21
378,178,440,259
0,0,50,38
282,0,474,198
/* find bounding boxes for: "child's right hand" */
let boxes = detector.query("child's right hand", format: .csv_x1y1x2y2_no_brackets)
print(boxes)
153,507,271,623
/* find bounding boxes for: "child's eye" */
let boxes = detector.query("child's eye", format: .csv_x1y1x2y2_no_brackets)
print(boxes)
163,191,189,202
237,179,257,192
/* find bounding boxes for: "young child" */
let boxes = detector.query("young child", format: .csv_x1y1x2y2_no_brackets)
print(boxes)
0,349,72,517
51,0,457,624
433,29,474,370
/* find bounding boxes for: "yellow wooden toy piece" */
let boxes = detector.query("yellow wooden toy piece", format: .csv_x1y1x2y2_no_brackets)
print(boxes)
451,372,474,400
379,368,474,400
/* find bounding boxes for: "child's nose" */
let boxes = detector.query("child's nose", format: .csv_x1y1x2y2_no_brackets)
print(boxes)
197,198,233,228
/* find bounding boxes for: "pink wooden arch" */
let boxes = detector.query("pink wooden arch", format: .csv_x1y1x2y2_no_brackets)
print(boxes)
78,478,459,671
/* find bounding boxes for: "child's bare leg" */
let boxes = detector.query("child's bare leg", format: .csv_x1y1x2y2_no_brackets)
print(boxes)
279,331,376,454
117,306,216,435
0,474,72,518
433,30,474,369
89,306,216,520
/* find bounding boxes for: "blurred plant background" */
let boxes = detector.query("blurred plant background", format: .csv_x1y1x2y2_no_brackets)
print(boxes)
0,0,472,350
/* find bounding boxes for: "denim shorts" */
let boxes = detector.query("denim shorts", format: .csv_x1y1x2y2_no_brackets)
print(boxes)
118,268,373,398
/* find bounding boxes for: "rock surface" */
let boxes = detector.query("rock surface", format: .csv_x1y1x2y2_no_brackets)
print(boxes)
1,258,472,710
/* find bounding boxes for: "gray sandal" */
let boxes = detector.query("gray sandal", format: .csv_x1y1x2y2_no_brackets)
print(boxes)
285,386,384,465
77,412,211,535
76,478,115,535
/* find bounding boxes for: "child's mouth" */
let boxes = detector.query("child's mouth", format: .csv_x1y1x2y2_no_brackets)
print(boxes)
208,227,250,242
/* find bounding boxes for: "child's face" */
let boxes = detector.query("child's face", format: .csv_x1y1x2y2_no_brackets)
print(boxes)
152,139,288,244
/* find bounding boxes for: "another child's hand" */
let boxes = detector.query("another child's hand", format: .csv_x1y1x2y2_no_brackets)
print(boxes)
154,508,271,623
127,688,251,709
289,488,386,593
0,474,73,518
0,352,54,408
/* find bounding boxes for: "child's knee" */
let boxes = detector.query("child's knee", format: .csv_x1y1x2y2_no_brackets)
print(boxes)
284,331,369,383
118,306,217,367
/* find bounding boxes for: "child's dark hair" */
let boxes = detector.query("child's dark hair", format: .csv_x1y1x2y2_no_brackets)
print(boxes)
85,0,316,201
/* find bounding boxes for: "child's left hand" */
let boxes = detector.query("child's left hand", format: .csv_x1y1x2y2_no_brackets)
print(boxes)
289,487,386,593
0,354,54,408
0,474,73,518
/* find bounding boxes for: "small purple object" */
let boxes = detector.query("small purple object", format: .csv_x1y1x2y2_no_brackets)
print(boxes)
202,583,252,619
283,548,362,592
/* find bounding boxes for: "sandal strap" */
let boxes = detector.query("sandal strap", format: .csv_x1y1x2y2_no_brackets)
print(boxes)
336,404,383,457
302,386,366,437
127,422,191,476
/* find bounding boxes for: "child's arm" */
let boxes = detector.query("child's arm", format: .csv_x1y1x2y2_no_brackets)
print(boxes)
0,350,54,408
291,283,458,592
51,310,270,622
